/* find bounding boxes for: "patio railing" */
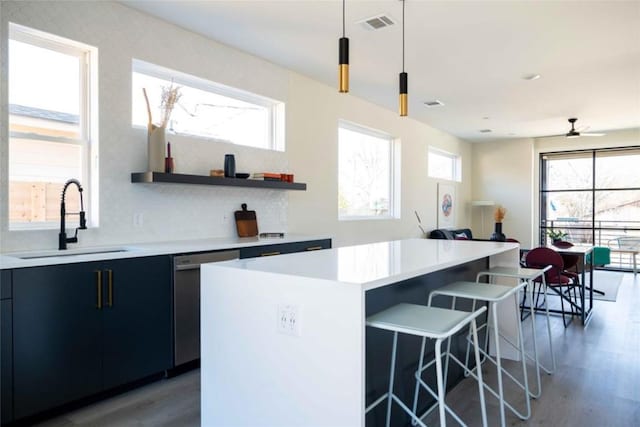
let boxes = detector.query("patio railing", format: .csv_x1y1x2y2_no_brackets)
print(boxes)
541,219,640,272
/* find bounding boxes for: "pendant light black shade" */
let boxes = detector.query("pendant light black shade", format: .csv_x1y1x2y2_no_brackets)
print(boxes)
339,37,349,93
338,0,349,93
399,0,407,116
399,72,408,117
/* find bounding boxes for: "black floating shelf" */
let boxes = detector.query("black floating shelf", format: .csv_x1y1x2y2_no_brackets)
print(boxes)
131,172,307,191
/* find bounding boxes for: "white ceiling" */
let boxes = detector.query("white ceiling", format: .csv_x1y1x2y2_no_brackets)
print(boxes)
122,0,640,142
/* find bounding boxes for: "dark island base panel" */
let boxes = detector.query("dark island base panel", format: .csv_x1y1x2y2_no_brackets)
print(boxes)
365,257,489,427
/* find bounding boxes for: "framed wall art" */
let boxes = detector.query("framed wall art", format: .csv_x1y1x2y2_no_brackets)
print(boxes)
437,182,455,229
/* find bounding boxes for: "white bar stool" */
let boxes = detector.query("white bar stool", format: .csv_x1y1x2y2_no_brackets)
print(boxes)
476,266,556,399
365,303,488,427
425,281,529,427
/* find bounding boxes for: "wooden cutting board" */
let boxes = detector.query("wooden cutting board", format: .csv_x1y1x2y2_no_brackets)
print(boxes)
234,203,258,237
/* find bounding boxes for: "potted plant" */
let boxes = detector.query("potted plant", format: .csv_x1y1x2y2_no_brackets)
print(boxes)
547,229,567,243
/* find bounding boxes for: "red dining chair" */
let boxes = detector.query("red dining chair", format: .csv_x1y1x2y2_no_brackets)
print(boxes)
525,247,581,327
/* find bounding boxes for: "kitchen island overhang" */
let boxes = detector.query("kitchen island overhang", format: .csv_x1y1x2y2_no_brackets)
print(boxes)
201,239,520,426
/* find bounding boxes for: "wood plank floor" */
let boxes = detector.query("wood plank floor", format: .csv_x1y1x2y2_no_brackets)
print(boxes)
35,272,640,427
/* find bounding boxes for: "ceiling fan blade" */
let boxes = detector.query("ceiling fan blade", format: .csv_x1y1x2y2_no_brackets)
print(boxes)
582,132,605,137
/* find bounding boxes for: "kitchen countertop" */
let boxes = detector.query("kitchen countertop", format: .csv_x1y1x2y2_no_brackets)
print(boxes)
0,234,332,270
207,238,519,291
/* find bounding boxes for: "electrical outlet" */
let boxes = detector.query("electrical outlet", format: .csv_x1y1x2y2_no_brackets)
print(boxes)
133,212,144,227
277,304,301,336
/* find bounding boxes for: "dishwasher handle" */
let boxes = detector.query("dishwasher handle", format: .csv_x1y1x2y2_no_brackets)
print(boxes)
175,263,201,271
174,250,240,271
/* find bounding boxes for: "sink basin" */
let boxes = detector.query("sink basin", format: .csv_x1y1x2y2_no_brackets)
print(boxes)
6,247,138,260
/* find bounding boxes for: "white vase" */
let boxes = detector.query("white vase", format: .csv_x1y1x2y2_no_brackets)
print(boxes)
148,126,166,172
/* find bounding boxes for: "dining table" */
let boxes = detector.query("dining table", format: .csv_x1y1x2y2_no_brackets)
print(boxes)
547,244,595,325
522,244,595,325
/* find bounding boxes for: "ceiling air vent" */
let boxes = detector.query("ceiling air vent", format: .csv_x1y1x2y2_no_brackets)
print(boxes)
358,14,396,31
423,100,444,108
479,129,493,133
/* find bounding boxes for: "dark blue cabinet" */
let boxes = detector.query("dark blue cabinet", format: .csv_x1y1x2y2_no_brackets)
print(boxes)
101,257,172,390
11,256,171,420
13,263,102,419
1,270,12,425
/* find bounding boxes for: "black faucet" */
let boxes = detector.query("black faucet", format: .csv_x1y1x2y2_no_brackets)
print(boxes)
59,179,88,250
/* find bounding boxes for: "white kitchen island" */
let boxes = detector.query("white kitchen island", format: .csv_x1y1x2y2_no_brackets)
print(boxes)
201,238,519,427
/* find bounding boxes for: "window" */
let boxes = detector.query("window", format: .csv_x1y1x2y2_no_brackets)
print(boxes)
540,147,640,271
428,147,461,181
8,23,98,230
132,60,284,151
338,121,399,219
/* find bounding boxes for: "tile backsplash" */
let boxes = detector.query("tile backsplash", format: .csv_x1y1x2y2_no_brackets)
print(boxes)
0,1,292,252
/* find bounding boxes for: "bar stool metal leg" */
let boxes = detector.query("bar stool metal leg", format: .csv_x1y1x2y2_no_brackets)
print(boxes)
471,317,489,427
491,303,506,427
477,268,556,399
411,318,488,427
412,336,428,426
434,338,447,426
367,304,487,427
386,331,398,427
429,281,533,426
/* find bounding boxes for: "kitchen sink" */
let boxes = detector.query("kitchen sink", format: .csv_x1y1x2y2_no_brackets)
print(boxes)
6,247,138,260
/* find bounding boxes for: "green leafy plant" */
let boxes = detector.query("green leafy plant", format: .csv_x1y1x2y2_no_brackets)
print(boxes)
547,229,567,241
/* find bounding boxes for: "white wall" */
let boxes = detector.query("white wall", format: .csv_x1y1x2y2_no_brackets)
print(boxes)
471,138,535,246
471,128,640,248
286,73,473,247
0,1,473,252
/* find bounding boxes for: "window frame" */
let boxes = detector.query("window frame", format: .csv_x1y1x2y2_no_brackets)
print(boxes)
428,146,461,182
338,120,400,221
8,23,98,231
539,146,640,249
132,59,285,152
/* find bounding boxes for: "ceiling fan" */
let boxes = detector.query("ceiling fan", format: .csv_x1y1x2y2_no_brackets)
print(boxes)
563,118,605,138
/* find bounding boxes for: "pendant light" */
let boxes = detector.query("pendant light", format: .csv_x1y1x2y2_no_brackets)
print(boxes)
338,0,349,93
399,0,408,116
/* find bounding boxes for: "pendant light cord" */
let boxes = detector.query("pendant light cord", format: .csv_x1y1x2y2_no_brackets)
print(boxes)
342,0,346,37
402,0,405,72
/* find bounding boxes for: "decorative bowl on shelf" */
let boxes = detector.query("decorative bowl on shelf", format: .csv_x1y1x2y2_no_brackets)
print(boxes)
235,173,250,179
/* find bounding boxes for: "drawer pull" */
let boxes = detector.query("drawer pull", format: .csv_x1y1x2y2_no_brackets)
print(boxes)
260,251,281,257
306,246,323,251
95,270,102,309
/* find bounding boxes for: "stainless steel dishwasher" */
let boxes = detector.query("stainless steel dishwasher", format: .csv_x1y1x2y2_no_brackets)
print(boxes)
173,250,239,367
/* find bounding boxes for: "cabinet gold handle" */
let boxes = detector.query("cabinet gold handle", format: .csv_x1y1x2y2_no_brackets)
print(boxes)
107,269,113,307
95,270,102,309
306,246,323,251
260,251,281,257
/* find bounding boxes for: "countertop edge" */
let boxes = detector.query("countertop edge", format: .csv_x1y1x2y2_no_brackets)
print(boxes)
0,234,333,270
201,240,520,291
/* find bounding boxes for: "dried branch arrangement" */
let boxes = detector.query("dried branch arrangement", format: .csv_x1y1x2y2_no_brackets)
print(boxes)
142,82,182,130
159,82,181,128
493,205,507,223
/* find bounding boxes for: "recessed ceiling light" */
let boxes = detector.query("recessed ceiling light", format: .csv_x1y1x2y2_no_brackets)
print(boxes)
423,100,444,108
523,74,541,81
479,129,492,133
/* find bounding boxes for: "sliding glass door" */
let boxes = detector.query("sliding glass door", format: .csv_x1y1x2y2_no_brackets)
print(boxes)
540,147,640,271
